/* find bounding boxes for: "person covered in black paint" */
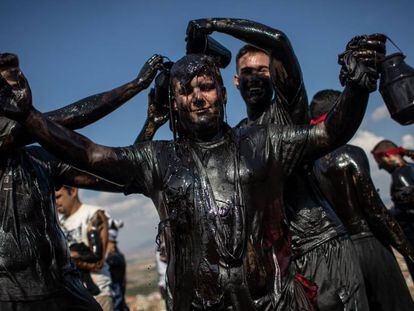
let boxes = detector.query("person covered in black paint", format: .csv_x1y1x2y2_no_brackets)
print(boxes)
0,53,162,311
106,218,130,311
1,29,382,309
311,89,414,311
372,139,414,280
185,18,385,310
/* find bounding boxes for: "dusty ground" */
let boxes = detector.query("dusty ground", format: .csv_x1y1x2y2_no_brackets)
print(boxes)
124,248,414,311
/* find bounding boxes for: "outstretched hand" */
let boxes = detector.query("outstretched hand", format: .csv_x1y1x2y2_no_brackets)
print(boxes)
0,69,32,121
338,33,386,92
137,54,164,89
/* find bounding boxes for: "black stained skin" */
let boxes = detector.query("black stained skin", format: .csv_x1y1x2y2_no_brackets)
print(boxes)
188,18,387,310
314,144,414,311
0,54,162,152
0,54,163,308
1,41,377,311
390,163,414,280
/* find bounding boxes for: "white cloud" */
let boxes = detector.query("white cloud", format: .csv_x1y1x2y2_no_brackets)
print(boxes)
350,130,384,154
371,105,389,121
402,134,414,149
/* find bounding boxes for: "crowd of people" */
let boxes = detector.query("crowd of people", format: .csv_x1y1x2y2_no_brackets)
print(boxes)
0,17,413,311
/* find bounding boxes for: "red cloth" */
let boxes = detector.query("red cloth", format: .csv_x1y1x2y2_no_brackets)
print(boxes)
310,112,328,125
372,147,406,158
295,272,318,303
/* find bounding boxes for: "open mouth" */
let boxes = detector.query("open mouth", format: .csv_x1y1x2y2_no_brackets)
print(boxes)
192,106,212,113
249,87,263,96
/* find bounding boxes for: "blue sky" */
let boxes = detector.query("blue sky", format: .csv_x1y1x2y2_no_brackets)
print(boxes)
1,0,413,251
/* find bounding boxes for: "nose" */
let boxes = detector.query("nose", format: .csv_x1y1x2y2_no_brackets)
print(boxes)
193,89,205,108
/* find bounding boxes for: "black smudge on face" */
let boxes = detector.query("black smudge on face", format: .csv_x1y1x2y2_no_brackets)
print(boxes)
238,71,273,108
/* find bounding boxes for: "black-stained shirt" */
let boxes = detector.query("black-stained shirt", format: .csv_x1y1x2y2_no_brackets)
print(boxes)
115,124,310,308
237,101,347,257
0,146,73,301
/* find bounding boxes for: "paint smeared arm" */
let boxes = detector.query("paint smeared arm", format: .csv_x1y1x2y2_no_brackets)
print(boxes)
0,54,163,151
187,17,308,123
349,147,414,260
304,34,386,160
0,61,161,186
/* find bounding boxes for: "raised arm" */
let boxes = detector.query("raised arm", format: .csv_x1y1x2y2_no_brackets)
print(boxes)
186,18,307,123
0,61,160,186
134,66,171,144
351,147,414,261
303,34,386,160
0,54,163,151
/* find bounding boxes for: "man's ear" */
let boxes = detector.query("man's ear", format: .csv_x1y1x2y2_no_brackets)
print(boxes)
234,74,240,89
70,187,79,198
222,86,227,106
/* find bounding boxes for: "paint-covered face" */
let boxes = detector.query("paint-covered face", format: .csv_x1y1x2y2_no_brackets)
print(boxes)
172,73,225,139
235,51,273,108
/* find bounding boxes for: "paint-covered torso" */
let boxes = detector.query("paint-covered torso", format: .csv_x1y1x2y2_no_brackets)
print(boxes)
0,146,72,301
119,125,308,310
238,102,347,257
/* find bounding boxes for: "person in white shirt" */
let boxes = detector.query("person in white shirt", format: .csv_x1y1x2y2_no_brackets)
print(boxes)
56,186,114,311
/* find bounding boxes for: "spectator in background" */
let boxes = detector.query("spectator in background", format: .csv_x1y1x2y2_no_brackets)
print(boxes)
372,140,414,280
56,186,114,311
106,218,129,311
155,233,167,303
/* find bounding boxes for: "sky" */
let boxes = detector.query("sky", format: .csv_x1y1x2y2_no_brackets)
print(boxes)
1,0,413,252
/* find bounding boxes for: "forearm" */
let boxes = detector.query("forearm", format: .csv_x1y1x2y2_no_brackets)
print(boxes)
209,18,297,63
369,208,414,259
23,109,125,184
307,85,369,159
0,79,143,150
44,79,143,129
60,168,125,193
134,118,159,144
209,18,305,109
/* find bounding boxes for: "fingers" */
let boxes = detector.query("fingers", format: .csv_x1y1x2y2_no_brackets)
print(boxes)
352,49,385,65
148,54,164,68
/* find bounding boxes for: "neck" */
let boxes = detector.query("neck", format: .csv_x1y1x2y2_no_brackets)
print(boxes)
182,123,227,143
246,100,272,122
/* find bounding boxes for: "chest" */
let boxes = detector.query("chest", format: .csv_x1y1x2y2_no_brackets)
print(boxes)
0,154,55,223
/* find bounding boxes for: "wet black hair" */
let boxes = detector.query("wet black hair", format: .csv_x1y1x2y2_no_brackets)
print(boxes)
235,44,267,72
169,54,226,140
309,89,341,119
0,53,19,70
170,54,223,90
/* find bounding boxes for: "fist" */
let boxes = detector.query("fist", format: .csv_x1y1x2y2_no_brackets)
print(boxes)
186,19,214,37
338,33,387,91
137,54,164,89
0,69,32,121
